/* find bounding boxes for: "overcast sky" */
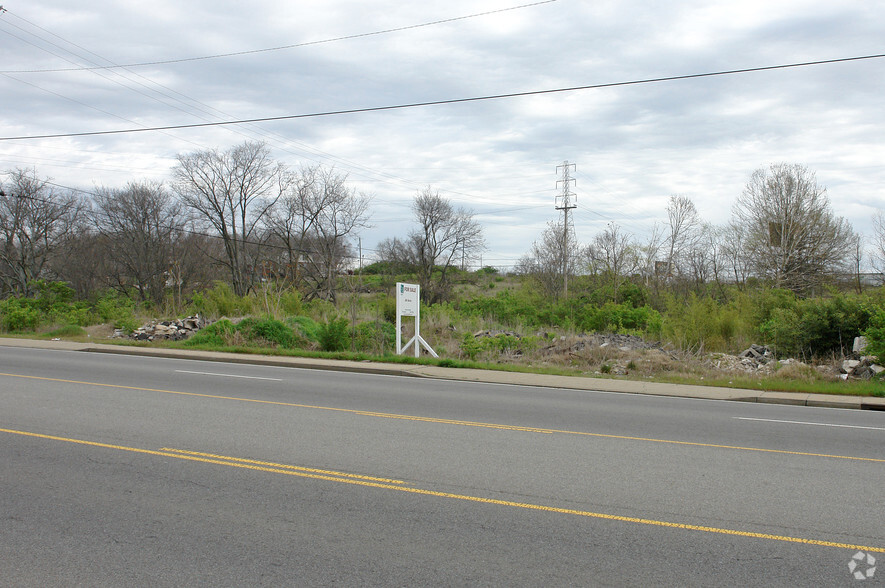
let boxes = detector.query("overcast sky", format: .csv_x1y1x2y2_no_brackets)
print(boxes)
1,0,883,270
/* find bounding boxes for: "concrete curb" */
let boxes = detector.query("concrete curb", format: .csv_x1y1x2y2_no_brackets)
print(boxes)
2,337,882,410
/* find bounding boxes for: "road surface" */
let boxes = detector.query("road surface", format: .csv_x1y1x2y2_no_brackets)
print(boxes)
1,346,883,585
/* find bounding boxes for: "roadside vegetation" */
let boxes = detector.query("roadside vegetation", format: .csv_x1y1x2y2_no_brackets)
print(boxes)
2,156,885,396
2,272,884,396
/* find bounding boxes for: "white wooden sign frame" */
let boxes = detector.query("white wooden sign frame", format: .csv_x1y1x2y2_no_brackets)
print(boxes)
395,282,437,358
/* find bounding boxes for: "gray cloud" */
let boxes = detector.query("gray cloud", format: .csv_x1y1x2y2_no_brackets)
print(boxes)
2,0,884,269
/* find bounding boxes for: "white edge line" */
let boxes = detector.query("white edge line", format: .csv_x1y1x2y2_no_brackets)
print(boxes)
175,370,282,382
735,417,885,431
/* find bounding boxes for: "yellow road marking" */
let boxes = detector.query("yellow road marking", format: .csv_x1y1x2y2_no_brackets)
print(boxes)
158,447,405,484
1,371,883,463
0,427,402,484
3,426,884,554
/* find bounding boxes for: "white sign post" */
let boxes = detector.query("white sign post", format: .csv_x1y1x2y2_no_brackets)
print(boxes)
396,282,438,358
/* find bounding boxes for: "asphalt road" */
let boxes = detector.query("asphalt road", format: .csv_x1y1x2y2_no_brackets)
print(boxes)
2,346,884,586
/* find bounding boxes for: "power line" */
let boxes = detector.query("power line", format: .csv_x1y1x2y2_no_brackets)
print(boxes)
0,1,558,74
0,7,459,197
3,52,883,142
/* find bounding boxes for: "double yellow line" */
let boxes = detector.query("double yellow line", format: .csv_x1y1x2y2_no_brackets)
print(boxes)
1,370,883,463
3,425,884,554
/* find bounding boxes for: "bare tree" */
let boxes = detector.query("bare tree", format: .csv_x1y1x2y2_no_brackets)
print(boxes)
91,181,192,306
265,166,371,301
0,168,82,296
718,220,752,288
683,222,718,292
732,163,856,294
664,194,701,278
264,165,320,282
299,169,371,302
635,222,665,285
378,188,484,304
50,227,108,299
872,212,885,282
586,222,638,302
172,141,290,296
517,220,581,300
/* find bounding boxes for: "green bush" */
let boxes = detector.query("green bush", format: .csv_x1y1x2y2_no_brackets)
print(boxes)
864,309,885,362
236,317,301,348
0,298,41,332
459,290,544,327
759,294,872,357
31,280,75,313
662,294,739,352
351,321,396,354
279,289,302,316
577,303,662,337
317,316,350,352
191,282,253,318
287,316,321,342
58,303,94,327
95,291,138,331
184,319,238,347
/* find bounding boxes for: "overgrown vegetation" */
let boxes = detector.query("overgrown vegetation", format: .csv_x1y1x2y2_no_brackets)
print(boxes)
0,268,883,394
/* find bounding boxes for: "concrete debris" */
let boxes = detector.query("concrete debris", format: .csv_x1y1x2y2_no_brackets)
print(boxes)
473,329,522,339
119,315,208,342
738,344,773,361
853,336,868,354
542,333,663,355
840,356,883,380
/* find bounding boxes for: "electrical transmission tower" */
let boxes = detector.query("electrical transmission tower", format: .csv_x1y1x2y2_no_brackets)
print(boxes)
555,160,577,299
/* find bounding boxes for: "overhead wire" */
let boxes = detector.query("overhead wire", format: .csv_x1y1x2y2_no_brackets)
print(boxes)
0,5,543,199
3,52,884,142
0,1,570,198
0,1,559,74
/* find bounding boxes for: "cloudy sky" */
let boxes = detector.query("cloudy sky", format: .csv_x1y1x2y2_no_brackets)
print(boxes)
1,0,883,270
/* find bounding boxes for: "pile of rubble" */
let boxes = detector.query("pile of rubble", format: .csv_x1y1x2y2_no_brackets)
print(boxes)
705,338,884,380
116,315,208,341
542,333,663,355
840,357,885,380
472,329,522,339
839,337,884,379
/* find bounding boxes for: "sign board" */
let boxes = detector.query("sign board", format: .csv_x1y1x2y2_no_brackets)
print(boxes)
395,282,437,358
397,282,419,317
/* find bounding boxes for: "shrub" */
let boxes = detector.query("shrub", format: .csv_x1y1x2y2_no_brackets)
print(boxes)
460,332,484,361
577,303,662,337
95,291,139,332
58,303,94,327
760,294,873,358
352,321,396,354
279,289,302,316
237,317,300,348
287,316,321,342
31,280,75,313
191,282,253,318
864,309,885,363
184,319,238,347
317,316,350,352
0,298,41,332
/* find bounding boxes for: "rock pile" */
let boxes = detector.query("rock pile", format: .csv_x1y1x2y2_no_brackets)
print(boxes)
472,329,522,339
119,315,208,341
542,333,663,355
840,357,885,380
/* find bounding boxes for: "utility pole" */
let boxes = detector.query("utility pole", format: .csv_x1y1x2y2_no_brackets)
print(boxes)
555,160,577,299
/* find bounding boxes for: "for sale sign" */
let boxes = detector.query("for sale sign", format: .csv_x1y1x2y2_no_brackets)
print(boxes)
394,282,436,358
397,282,419,317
